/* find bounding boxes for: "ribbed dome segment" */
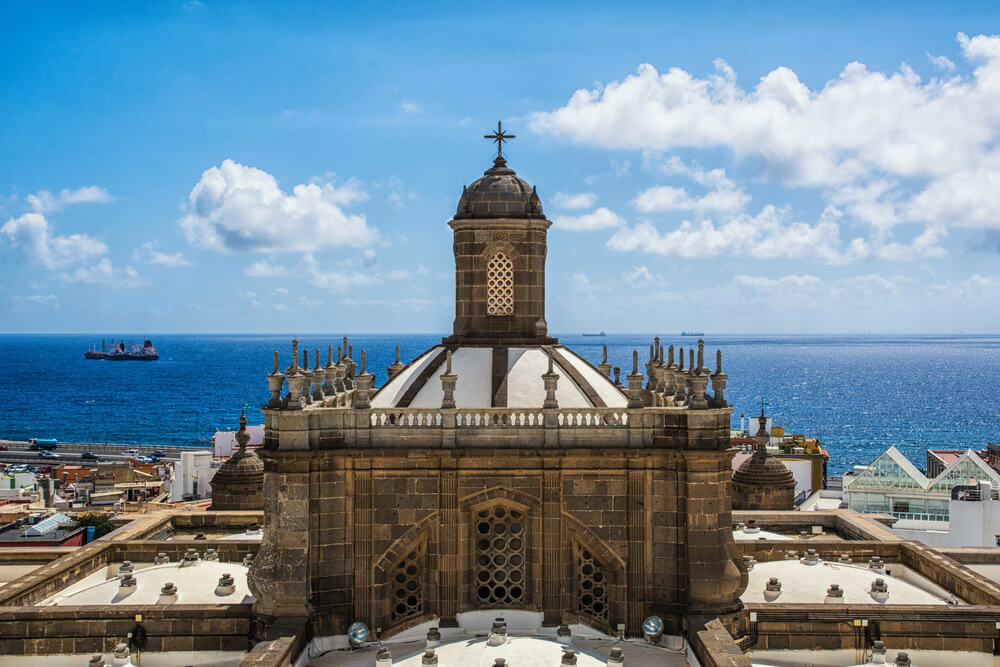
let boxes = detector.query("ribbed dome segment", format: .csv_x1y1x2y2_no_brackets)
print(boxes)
733,450,796,488
455,157,544,219
210,412,263,511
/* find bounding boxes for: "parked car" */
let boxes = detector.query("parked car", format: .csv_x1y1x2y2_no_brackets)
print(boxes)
0,444,8,451
81,452,100,461
122,449,141,458
37,466,52,474
152,449,167,458
38,450,60,458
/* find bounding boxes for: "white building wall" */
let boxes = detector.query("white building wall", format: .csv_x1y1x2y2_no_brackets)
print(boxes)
169,451,214,501
783,459,812,496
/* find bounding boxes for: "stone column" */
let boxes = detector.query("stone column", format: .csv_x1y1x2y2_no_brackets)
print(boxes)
312,349,325,401
301,349,313,404
673,348,686,403
542,352,559,409
387,344,405,381
541,462,561,626
266,349,284,409
323,345,336,397
598,345,612,379
334,346,346,393
710,349,728,408
663,345,676,400
688,341,709,409
249,448,313,635
645,343,656,390
626,350,644,409
626,465,648,634
284,339,305,410
440,351,457,409
682,410,744,617
354,351,374,409
438,464,459,625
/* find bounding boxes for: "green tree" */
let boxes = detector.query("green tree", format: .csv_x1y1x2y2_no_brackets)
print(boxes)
72,512,114,539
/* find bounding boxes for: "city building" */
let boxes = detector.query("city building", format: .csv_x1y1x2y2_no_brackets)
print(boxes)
843,446,1000,522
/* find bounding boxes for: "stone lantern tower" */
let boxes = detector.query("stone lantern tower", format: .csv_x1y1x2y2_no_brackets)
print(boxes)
210,409,264,511
732,410,796,510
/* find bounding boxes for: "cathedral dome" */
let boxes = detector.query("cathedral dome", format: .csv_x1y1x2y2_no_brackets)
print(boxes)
210,411,263,511
732,412,796,511
732,452,796,488
455,157,544,220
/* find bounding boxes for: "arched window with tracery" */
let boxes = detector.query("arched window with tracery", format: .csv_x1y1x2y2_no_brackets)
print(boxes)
486,251,514,315
474,505,526,607
390,541,425,623
576,546,609,622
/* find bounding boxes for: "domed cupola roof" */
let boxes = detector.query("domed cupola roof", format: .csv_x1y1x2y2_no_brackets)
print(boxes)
210,409,263,511
455,156,545,220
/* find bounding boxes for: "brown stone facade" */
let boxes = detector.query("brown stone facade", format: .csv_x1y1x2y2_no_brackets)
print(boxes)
249,406,744,639
444,218,555,345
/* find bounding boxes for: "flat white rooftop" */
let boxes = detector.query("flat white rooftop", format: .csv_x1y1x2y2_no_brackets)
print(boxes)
307,635,690,667
40,559,253,606
742,559,962,605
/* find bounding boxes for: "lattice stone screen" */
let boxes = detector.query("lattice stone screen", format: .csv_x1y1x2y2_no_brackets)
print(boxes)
474,506,526,606
486,252,514,315
391,542,425,622
576,547,609,621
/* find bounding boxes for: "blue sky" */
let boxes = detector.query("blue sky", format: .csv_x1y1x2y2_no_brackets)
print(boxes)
2,2,1000,334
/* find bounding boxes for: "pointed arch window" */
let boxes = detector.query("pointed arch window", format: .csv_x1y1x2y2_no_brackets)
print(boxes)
486,252,514,315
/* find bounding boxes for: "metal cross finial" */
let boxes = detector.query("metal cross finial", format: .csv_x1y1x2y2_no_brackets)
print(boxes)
484,121,515,158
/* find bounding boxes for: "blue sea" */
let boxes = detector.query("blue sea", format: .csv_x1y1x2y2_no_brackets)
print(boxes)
0,334,998,474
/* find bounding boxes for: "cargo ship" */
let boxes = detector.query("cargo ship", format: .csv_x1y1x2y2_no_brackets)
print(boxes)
85,339,159,361
680,331,704,336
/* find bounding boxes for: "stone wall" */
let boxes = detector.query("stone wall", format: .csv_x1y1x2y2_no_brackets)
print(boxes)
0,604,251,655
745,604,1000,652
253,410,742,640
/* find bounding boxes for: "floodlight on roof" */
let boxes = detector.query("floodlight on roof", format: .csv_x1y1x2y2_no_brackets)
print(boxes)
642,615,663,644
347,621,369,647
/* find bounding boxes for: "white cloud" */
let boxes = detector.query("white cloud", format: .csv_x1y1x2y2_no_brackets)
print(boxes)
608,205,865,264
245,259,288,277
636,156,751,214
622,265,666,287
179,159,377,253
26,186,111,213
607,204,945,264
401,102,421,113
13,293,58,307
58,258,144,287
928,53,956,72
633,184,750,214
135,241,191,267
531,34,1000,233
552,207,626,231
239,290,260,307
552,192,598,209
731,272,900,309
1,212,108,269
298,253,380,291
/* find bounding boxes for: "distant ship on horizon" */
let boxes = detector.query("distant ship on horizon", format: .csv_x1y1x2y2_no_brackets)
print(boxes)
581,331,607,337
84,339,159,361
680,331,704,336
